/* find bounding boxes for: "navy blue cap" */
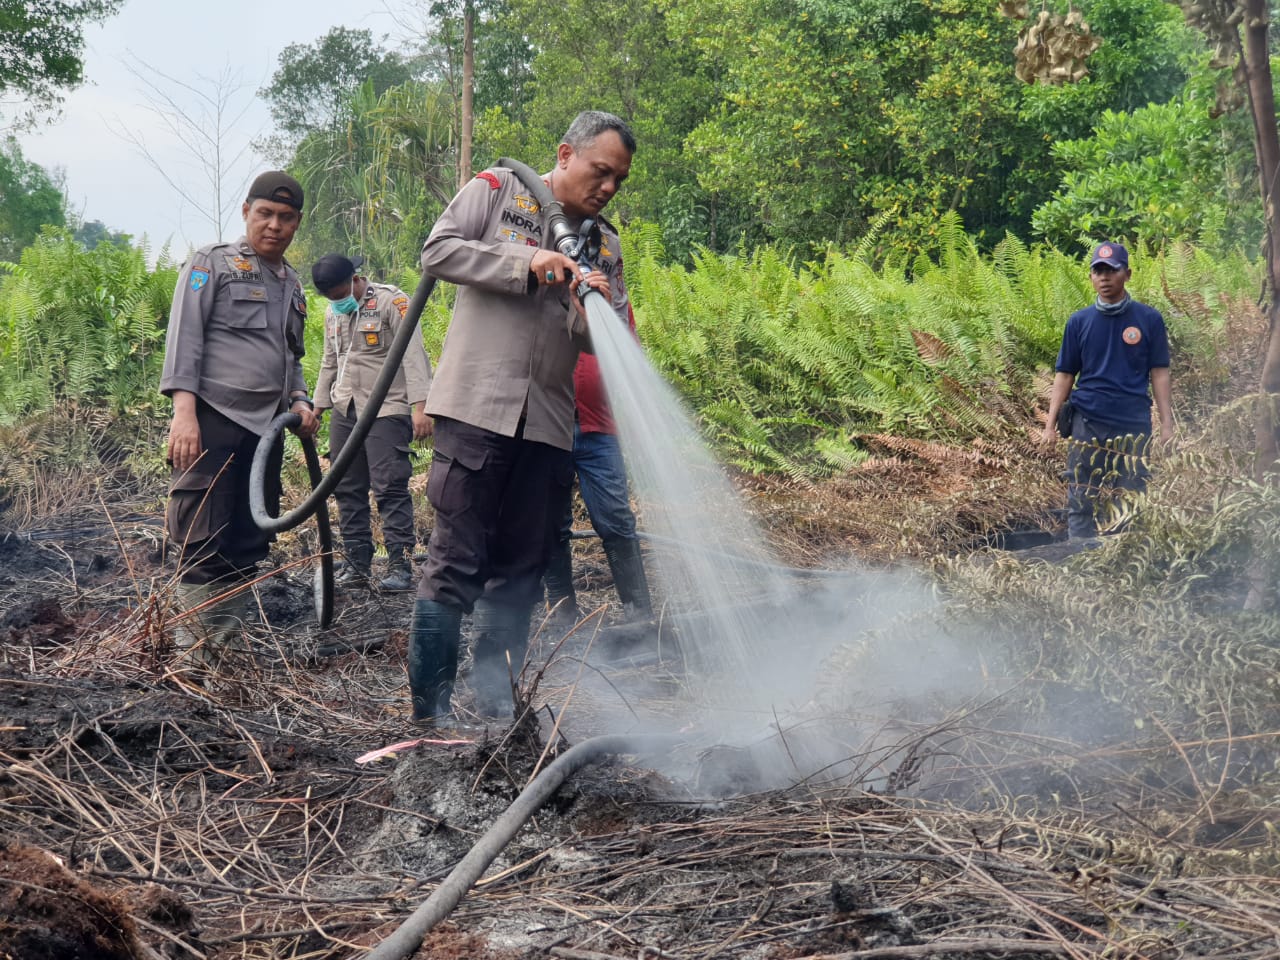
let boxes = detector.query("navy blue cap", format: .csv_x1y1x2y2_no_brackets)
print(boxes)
1090,242,1129,270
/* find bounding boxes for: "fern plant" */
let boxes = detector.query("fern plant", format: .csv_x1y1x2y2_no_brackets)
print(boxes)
0,230,176,423
625,218,1256,478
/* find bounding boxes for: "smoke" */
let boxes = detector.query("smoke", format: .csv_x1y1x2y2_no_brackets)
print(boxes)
574,295,1006,797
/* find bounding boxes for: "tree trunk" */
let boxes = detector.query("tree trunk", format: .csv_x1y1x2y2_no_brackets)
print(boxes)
459,0,474,189
1240,0,1280,606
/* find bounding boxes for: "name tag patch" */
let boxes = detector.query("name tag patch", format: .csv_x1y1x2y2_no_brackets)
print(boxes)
224,254,262,283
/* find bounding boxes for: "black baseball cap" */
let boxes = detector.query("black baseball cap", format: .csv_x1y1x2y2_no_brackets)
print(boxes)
311,253,366,292
246,171,304,210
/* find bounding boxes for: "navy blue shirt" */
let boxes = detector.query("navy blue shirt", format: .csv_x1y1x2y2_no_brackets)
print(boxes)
1055,299,1170,431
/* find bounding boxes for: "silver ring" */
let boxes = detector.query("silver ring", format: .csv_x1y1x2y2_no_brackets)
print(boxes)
546,270,556,282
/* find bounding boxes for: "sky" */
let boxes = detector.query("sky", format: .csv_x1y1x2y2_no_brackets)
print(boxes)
17,0,408,260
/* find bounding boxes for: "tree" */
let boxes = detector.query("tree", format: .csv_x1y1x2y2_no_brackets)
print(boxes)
1031,94,1258,250
1180,0,1280,608
0,137,65,261
0,0,123,118
257,27,417,160
288,80,457,273
114,59,258,243
71,218,131,250
399,1,534,185
499,0,740,259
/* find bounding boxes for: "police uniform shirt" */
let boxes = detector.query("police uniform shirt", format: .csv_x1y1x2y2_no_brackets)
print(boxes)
313,282,433,418
420,166,629,452
160,237,309,435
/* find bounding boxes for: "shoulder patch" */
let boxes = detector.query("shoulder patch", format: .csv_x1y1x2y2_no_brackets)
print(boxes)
189,267,211,292
476,171,501,190
392,294,409,318
292,282,307,318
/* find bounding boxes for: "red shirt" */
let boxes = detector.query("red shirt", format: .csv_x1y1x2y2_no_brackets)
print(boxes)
574,303,637,435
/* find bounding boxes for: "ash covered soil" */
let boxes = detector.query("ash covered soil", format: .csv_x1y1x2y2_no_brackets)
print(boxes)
1,510,1277,960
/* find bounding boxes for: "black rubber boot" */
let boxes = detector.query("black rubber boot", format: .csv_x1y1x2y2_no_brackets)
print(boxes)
542,537,579,628
378,545,415,593
602,536,653,620
469,598,533,719
336,541,374,589
407,599,463,722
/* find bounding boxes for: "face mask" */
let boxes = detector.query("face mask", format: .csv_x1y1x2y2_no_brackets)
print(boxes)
331,294,359,314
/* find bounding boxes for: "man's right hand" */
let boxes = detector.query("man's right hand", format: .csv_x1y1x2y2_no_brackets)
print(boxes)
1040,423,1058,448
529,250,585,289
167,391,202,472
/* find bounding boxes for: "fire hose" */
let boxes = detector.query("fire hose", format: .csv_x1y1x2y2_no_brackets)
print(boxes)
361,734,676,960
249,156,604,629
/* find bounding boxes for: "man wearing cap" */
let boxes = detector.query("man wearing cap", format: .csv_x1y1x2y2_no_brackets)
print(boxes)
161,170,319,667
1043,242,1174,541
408,110,635,724
311,254,434,592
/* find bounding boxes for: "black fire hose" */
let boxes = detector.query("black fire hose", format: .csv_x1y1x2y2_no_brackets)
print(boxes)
249,271,440,627
361,734,676,960
496,156,611,306
249,157,584,628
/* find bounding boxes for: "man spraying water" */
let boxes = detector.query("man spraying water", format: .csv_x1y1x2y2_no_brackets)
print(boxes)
409,111,636,725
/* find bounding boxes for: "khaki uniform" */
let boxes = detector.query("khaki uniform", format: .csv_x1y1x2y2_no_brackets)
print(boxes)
421,166,627,451
417,165,627,612
160,238,309,584
313,282,433,417
314,283,434,560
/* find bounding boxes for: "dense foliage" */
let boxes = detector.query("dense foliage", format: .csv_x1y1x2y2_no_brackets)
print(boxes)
251,0,1229,271
0,232,175,422
0,0,123,116
624,221,1257,477
0,138,66,262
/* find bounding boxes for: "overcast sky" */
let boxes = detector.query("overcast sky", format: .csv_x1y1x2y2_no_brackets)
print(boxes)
18,0,409,260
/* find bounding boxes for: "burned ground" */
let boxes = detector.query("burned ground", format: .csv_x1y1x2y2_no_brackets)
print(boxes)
2,482,1280,960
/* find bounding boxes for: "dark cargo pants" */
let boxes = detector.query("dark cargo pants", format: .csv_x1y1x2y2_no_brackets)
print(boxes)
166,400,282,585
328,404,417,555
419,416,573,612
1065,411,1150,540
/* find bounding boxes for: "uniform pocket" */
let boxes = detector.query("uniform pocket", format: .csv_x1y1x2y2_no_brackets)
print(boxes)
166,447,236,544
358,317,385,349
212,284,269,329
425,433,488,513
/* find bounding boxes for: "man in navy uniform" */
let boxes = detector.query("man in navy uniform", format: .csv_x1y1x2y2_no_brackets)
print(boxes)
1044,242,1174,540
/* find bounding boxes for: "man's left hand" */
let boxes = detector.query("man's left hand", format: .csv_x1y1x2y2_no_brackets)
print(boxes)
412,409,434,441
291,403,320,440
570,269,610,319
